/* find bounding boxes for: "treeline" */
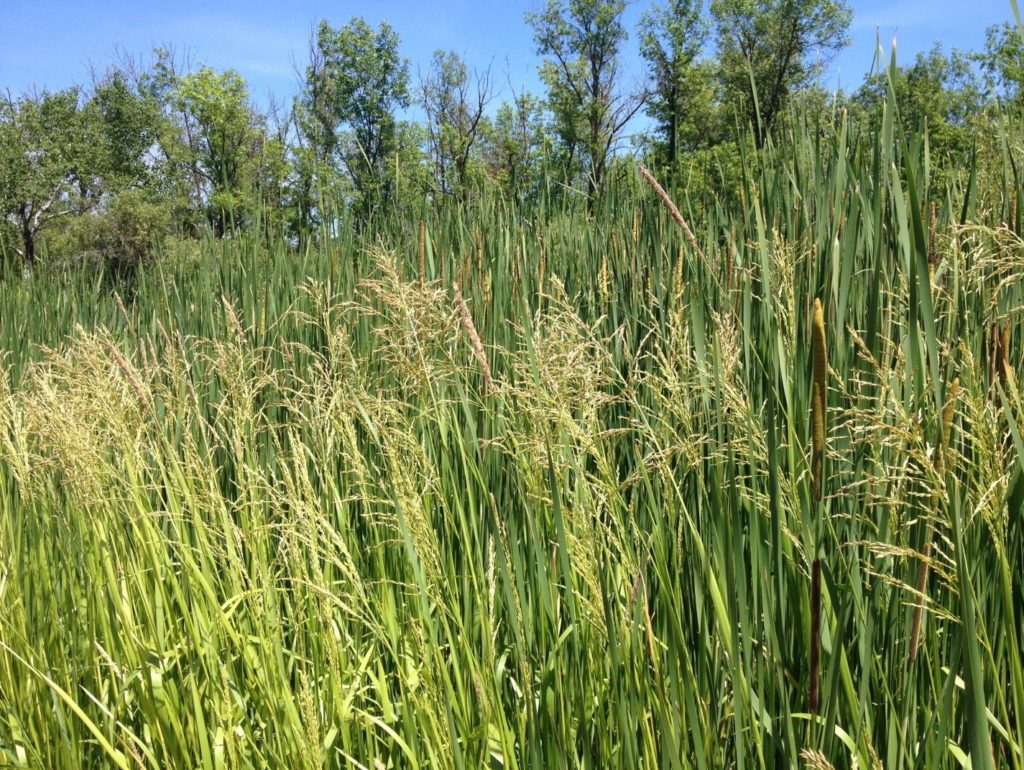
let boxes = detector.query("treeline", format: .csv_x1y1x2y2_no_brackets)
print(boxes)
2,0,1022,270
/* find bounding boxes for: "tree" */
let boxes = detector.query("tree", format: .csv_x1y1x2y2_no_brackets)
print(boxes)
299,18,411,220
89,69,162,188
710,0,851,144
852,44,984,160
419,50,492,198
638,0,718,175
0,88,100,265
977,22,1024,105
482,90,552,201
143,50,279,235
526,0,647,202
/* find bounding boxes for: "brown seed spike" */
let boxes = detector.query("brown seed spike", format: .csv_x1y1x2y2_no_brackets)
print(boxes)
811,298,827,505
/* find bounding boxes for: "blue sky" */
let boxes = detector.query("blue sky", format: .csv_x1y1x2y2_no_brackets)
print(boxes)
1,0,1017,113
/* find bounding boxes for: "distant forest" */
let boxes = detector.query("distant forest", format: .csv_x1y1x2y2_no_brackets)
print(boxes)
2,0,1022,269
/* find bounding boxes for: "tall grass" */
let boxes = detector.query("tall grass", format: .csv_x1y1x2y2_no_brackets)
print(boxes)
0,88,1022,769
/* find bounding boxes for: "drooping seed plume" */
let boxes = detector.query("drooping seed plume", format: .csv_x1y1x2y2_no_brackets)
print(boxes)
453,281,495,396
637,164,707,266
909,376,959,663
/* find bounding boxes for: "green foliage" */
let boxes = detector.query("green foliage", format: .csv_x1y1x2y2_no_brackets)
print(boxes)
0,88,101,264
710,0,852,143
638,0,718,174
88,70,162,187
299,17,411,220
419,50,492,198
526,0,645,200
148,54,272,234
481,92,554,202
853,44,985,160
1,92,1023,768
978,21,1024,103
52,187,173,276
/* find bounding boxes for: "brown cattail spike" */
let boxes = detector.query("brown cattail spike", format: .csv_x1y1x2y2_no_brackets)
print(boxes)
811,298,827,505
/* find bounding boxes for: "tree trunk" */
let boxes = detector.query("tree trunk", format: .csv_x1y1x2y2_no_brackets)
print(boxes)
19,209,36,265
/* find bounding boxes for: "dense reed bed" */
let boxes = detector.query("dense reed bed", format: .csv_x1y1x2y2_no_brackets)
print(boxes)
0,90,1022,769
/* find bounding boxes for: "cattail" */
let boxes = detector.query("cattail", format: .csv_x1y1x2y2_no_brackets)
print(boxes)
418,219,426,289
106,340,152,415
632,209,640,247
453,283,495,396
637,164,707,266
811,298,827,505
909,377,959,662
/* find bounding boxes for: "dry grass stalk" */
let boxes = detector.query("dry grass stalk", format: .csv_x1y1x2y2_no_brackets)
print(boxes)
811,298,827,504
538,243,546,295
726,228,735,292
637,164,707,266
809,297,827,713
222,296,246,346
113,292,134,339
1001,322,1012,387
909,377,959,662
928,201,938,270
453,282,495,396
800,748,837,770
418,219,426,289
